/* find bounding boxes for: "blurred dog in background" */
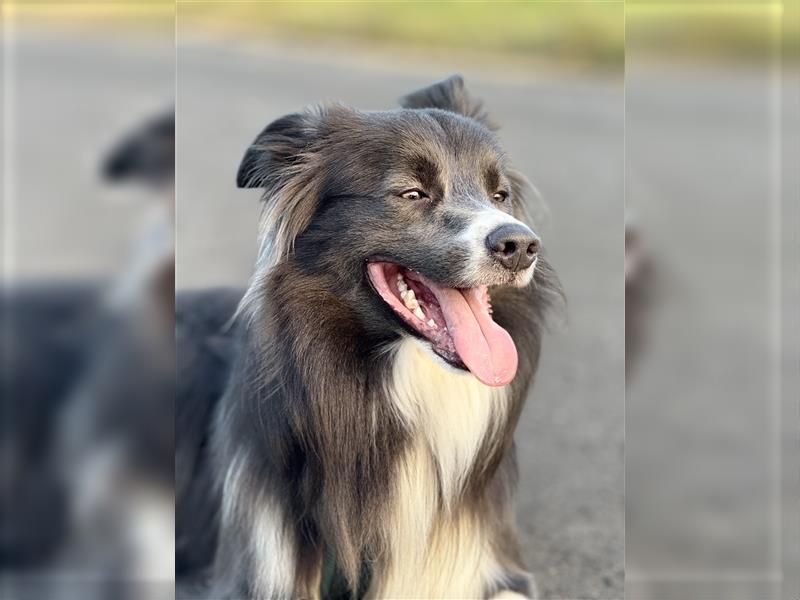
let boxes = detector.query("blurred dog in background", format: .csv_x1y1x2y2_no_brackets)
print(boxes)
1,109,175,600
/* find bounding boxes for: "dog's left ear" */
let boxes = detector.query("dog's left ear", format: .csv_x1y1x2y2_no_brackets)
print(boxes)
400,74,496,129
236,111,321,189
235,109,328,273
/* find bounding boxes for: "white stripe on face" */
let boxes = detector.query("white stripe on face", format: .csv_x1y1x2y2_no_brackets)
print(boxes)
457,207,538,284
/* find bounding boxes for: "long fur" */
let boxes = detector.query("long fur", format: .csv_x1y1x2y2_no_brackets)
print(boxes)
177,75,562,599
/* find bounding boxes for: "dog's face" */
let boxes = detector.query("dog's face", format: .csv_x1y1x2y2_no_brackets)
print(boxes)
238,76,543,386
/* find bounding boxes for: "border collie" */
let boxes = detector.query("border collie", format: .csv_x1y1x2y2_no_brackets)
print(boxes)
179,75,561,599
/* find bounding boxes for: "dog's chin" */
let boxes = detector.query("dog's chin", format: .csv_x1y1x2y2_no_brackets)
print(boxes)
365,260,521,387
472,257,538,289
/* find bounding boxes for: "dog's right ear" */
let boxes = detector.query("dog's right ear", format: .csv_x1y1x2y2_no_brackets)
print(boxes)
236,111,320,189
235,110,327,277
400,74,495,129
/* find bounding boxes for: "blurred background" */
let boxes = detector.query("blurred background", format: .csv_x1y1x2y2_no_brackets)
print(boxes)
1,3,174,600
1,1,798,600
624,3,798,600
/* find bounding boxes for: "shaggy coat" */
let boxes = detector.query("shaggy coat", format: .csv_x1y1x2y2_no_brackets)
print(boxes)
177,75,560,600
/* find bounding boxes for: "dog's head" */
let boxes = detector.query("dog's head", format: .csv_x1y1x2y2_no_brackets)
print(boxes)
238,75,551,386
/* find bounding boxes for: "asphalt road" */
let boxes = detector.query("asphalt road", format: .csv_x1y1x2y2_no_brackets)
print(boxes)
624,62,799,600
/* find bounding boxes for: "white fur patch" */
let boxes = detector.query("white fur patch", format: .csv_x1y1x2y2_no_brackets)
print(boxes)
388,338,509,506
222,452,295,599
373,339,510,597
128,486,175,582
373,439,506,599
458,206,538,283
250,499,295,600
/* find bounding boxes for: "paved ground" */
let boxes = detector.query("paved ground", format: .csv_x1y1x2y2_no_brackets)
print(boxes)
624,62,799,600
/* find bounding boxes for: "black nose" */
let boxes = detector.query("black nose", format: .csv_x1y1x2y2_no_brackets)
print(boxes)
486,223,540,272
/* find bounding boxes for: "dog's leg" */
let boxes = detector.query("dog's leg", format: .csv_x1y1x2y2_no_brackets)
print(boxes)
481,499,538,600
490,592,532,600
213,452,323,600
216,502,324,600
486,570,539,600
479,475,538,600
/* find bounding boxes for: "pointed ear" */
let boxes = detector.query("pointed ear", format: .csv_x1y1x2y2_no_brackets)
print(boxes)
236,111,320,188
400,74,495,129
236,109,326,273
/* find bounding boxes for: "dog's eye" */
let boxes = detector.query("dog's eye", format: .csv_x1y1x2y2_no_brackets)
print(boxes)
400,188,428,201
492,191,509,203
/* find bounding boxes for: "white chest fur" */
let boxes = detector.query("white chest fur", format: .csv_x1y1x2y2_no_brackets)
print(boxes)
388,338,510,506
372,339,511,598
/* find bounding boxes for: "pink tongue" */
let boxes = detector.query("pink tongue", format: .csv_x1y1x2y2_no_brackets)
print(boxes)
433,286,518,387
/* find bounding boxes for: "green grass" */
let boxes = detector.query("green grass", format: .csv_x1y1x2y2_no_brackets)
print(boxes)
15,1,797,64
627,2,797,61
180,2,625,65
179,1,799,64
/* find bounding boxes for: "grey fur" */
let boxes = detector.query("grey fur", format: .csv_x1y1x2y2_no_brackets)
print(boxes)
177,75,562,599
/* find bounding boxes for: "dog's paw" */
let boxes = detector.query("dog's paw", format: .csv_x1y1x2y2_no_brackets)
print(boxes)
489,572,538,600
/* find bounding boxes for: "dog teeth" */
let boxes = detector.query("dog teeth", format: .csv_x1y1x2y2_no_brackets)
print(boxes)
427,318,437,329
402,289,419,311
396,273,427,322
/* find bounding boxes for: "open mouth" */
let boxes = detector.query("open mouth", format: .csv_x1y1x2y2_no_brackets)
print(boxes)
366,261,518,387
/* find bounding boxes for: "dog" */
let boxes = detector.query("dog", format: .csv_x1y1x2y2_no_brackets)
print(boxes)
0,109,175,599
176,75,561,599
